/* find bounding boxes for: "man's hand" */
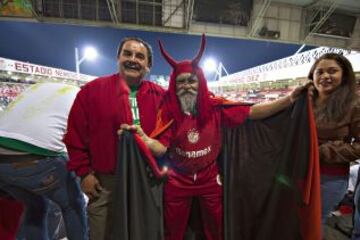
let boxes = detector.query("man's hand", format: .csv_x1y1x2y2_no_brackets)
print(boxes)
118,124,147,140
117,123,136,135
307,81,315,100
118,123,167,158
80,173,103,200
289,80,313,103
160,166,169,176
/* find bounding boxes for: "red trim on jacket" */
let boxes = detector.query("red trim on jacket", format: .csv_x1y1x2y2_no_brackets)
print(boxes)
298,95,321,240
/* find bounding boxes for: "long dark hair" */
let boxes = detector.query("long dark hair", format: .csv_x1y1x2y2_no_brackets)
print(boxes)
308,53,357,123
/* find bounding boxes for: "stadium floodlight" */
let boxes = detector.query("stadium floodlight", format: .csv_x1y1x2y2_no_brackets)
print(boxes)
203,58,217,73
203,57,229,81
75,46,98,74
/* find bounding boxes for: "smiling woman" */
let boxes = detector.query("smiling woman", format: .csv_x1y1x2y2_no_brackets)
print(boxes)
309,53,358,123
307,53,360,228
313,60,343,94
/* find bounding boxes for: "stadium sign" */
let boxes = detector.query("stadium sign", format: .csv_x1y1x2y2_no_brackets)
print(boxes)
0,57,95,82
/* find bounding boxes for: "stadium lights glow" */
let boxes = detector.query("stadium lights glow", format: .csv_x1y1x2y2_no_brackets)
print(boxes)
75,46,98,75
202,57,229,81
83,47,98,61
203,58,217,73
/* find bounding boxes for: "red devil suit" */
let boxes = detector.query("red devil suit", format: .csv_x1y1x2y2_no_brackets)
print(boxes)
152,35,250,240
152,34,321,240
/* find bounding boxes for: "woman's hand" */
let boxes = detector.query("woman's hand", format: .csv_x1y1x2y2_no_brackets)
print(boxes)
289,80,314,103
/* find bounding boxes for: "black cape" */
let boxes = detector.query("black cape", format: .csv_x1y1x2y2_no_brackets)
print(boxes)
112,131,164,240
221,93,320,240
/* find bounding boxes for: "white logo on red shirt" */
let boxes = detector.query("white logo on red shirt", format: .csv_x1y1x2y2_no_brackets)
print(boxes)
175,146,212,158
187,128,199,143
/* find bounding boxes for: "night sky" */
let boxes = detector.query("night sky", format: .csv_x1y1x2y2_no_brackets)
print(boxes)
0,20,314,78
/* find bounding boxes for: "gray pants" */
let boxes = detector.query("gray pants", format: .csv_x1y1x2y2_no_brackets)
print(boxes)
87,174,116,240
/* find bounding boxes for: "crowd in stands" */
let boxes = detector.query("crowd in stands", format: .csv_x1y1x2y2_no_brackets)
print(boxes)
215,78,360,103
0,83,30,110
219,87,292,103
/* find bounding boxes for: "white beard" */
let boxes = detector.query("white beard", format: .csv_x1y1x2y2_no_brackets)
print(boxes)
177,91,197,114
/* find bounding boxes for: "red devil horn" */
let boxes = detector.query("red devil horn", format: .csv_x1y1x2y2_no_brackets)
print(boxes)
158,40,177,68
192,34,206,66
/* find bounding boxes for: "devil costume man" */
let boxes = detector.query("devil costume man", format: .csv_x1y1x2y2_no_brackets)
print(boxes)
151,35,252,240
114,34,321,240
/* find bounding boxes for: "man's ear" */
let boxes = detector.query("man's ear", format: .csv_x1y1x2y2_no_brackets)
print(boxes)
145,66,151,73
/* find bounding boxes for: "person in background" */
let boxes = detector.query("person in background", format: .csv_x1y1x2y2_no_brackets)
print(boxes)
0,83,87,240
352,163,360,239
307,53,360,225
348,161,360,194
64,37,165,240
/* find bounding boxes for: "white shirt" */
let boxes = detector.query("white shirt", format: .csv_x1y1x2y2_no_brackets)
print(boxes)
0,83,80,152
349,162,360,192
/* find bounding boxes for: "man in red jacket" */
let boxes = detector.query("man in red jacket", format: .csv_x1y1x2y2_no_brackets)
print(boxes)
64,37,165,240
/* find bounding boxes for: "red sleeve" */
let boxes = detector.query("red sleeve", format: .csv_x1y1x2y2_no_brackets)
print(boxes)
221,105,251,128
157,126,173,148
150,108,174,148
63,89,92,176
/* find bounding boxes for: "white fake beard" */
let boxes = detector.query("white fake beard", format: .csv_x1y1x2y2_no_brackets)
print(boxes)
177,90,198,114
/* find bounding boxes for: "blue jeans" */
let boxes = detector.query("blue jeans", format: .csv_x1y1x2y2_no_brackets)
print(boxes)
0,155,88,240
320,174,348,224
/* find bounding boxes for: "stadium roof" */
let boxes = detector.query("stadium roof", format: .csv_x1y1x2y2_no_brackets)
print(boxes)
1,0,360,50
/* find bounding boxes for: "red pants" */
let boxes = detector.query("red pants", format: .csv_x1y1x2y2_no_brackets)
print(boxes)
164,163,223,240
0,197,24,240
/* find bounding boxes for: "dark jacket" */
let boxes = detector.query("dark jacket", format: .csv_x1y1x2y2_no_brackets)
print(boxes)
317,97,360,175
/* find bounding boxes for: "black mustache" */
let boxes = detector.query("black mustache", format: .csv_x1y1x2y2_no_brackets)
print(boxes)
123,61,141,70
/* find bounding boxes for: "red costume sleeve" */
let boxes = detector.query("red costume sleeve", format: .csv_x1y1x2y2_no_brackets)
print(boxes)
64,89,92,176
157,129,173,148
221,105,251,128
150,109,174,148
211,96,251,128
